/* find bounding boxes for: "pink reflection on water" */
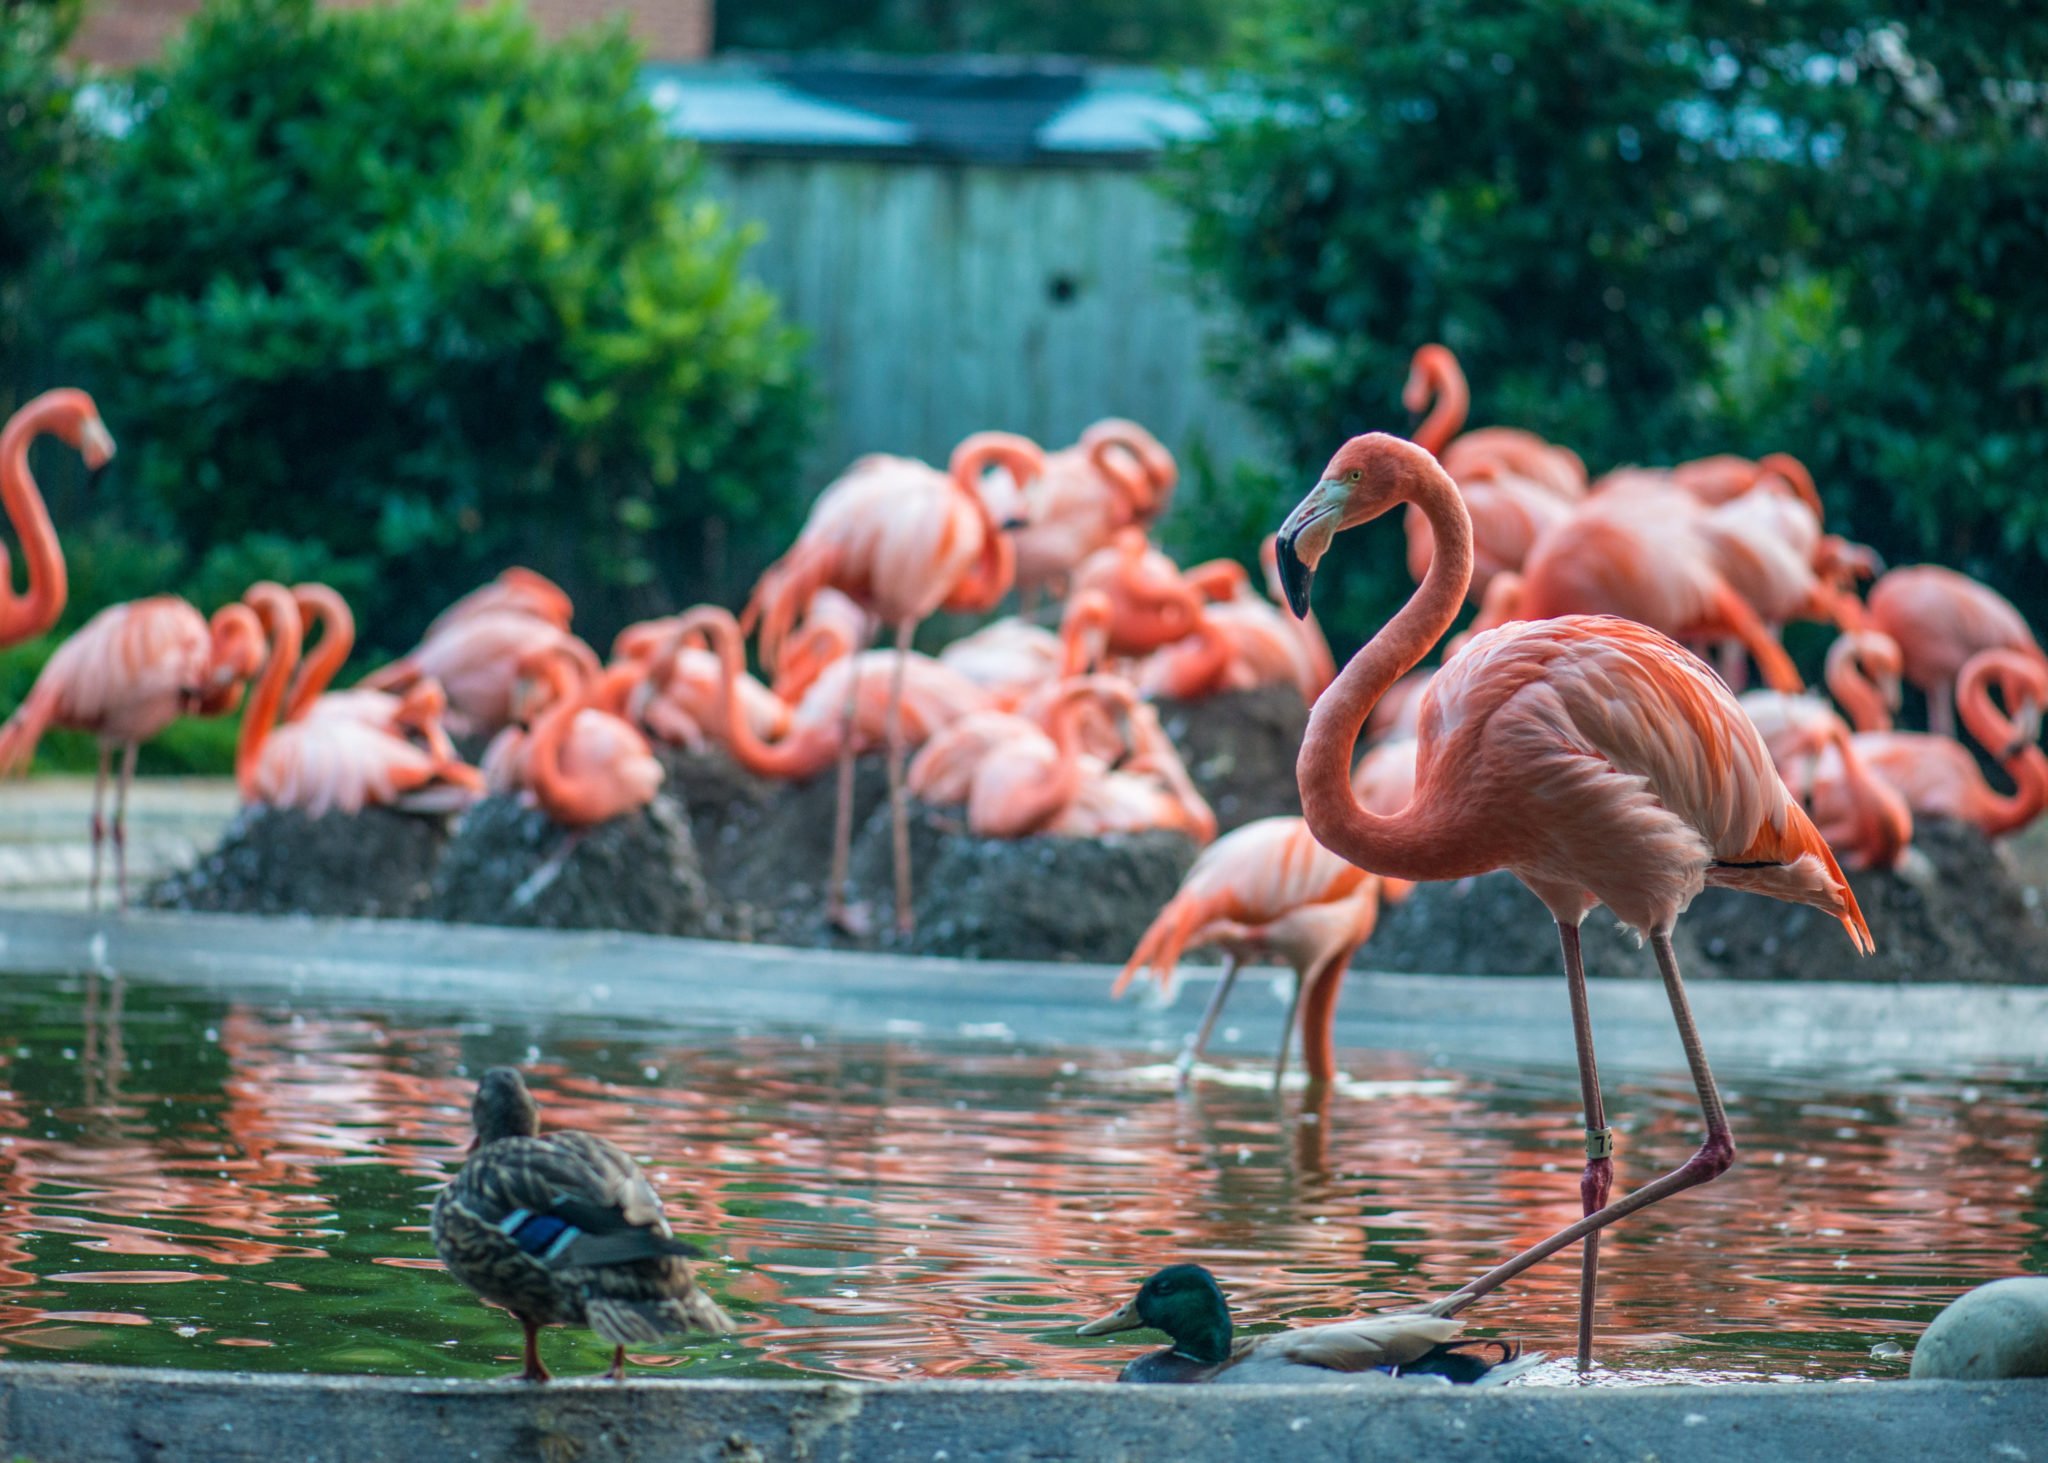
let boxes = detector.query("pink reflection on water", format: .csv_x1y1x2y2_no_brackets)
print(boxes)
0,983,2039,1382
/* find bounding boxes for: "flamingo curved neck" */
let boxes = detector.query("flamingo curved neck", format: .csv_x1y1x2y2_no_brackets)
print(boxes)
1825,642,1892,734
1957,664,2048,836
946,443,1026,612
526,659,608,824
1297,457,1481,883
1411,353,1470,458
283,587,354,722
1832,729,1909,867
683,606,831,778
0,398,70,641
237,590,303,800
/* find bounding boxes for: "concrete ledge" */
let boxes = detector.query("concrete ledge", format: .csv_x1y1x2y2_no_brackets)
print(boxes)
1,1365,2042,1462
3,907,2047,1071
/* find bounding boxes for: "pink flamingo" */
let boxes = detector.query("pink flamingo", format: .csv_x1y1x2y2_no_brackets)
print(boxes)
1349,736,1418,900
1399,347,1584,601
1465,481,1805,692
611,615,790,754
1738,689,1912,870
3,389,114,647
1068,529,1208,659
1116,815,1382,1090
1811,648,2048,841
1043,699,1215,843
363,606,600,740
744,432,1045,932
1136,558,1326,704
517,649,665,829
905,677,1133,839
936,591,1114,709
237,583,482,818
1866,565,2046,738
1821,630,1904,734
0,595,264,905
993,419,1177,604
1273,432,1871,1368
422,567,574,640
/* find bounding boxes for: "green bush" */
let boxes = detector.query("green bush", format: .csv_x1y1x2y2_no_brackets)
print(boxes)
1,0,93,410
1165,1,2048,644
55,0,809,653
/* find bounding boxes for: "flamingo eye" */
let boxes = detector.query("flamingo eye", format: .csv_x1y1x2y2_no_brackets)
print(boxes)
1346,468,1362,483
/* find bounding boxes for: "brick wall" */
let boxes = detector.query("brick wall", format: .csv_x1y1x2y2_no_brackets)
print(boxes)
72,0,712,67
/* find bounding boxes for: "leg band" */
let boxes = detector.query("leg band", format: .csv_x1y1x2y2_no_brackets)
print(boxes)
1585,1127,1615,1160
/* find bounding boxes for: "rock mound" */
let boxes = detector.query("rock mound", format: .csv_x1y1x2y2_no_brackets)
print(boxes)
1154,684,1308,832
147,805,451,918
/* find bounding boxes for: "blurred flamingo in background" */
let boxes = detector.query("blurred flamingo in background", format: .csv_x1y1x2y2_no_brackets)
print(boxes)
365,574,598,740
1069,529,1206,658
1867,565,2047,738
1116,815,1383,1090
236,582,481,818
1045,698,1215,844
744,431,1045,933
937,589,1113,708
991,418,1177,605
1273,431,1870,1367
2,389,114,648
1399,346,1585,602
1136,557,1328,705
0,594,263,906
1461,481,1804,692
421,566,574,640
1811,648,2048,842
907,677,1132,839
1739,688,1912,870
612,614,790,754
1821,630,1904,734
516,646,665,830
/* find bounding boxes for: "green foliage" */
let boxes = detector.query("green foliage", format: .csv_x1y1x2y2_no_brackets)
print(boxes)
1167,0,2048,643
56,0,809,652
0,0,91,411
716,0,1235,63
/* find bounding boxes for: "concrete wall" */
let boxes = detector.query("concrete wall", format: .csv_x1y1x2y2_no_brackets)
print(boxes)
705,154,1270,483
2,1365,2044,1462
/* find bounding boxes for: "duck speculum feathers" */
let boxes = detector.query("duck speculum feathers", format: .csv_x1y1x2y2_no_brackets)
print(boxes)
431,1066,735,1381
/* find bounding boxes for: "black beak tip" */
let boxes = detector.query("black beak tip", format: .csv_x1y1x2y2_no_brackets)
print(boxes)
85,463,108,493
1274,534,1314,620
1000,516,1029,532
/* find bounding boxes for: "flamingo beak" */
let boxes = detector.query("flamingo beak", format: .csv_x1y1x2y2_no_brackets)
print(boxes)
1076,1298,1147,1337
1275,480,1343,619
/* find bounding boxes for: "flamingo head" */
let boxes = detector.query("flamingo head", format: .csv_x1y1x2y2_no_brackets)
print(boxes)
1276,433,1434,617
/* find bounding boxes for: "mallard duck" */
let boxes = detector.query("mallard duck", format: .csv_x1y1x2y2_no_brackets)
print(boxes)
431,1067,735,1381
1076,1264,1537,1385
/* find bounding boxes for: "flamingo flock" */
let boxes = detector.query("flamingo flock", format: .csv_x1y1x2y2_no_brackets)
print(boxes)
5,348,2047,1374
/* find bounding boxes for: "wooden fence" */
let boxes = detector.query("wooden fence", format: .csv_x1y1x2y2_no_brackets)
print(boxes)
704,154,1270,485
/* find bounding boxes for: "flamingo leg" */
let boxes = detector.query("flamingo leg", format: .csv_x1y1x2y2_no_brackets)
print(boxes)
1714,638,1747,692
1560,922,1613,1372
518,1316,551,1383
884,618,915,937
604,1344,626,1382
1430,927,1733,1329
1295,944,1357,1088
1272,969,1307,1093
1929,678,1955,739
825,619,870,933
87,742,110,912
1175,952,1242,1087
112,741,138,909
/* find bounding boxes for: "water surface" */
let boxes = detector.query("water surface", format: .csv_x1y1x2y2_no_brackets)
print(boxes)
0,969,2040,1385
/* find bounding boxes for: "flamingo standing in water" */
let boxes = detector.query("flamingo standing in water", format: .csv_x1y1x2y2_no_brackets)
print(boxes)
744,432,1045,933
3,389,114,647
1272,432,1870,1369
1117,816,1382,1090
1866,565,2047,738
236,583,481,817
0,596,264,906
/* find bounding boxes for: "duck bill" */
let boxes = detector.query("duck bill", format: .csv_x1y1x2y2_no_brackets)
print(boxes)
1076,1299,1148,1337
1274,479,1343,620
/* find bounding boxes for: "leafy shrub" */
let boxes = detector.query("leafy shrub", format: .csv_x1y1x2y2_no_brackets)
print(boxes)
1166,0,2048,643
56,0,808,652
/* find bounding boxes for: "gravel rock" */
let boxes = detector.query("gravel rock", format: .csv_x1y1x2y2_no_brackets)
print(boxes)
146,805,451,918
1154,685,1309,832
844,799,1199,962
1910,1277,2048,1380
1363,817,2048,983
421,793,711,936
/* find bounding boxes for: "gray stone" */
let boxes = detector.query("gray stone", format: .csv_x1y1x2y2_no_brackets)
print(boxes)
1910,1276,2048,1380
0,1365,2043,1463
